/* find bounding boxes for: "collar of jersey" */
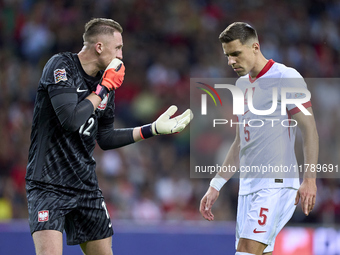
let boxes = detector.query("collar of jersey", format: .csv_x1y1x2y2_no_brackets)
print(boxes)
248,59,275,83
73,53,102,82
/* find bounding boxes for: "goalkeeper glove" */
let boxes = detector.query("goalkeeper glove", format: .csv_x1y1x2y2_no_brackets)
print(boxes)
94,58,125,100
140,105,193,139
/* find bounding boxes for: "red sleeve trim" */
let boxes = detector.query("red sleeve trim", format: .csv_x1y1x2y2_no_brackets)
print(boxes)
139,127,145,139
288,101,312,115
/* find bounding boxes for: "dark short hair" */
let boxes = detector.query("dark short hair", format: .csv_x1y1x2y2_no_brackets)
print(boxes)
83,18,123,43
219,22,258,45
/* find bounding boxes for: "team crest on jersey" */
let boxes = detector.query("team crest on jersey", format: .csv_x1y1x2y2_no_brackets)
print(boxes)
38,210,49,222
98,94,109,110
54,69,67,83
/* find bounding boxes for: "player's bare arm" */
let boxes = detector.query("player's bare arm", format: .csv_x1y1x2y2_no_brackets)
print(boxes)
293,106,319,215
200,126,240,221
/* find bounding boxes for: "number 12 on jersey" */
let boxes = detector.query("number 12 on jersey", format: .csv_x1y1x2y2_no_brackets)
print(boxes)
79,117,94,136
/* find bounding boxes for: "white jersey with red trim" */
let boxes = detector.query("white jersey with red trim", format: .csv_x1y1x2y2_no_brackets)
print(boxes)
236,60,311,195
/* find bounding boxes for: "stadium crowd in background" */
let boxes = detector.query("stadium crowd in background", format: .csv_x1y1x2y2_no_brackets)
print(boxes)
0,0,339,225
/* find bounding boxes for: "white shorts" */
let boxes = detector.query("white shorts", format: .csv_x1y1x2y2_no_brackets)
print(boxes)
235,188,297,253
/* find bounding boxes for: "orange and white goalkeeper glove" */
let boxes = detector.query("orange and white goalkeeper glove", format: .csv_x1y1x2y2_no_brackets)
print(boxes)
140,105,193,139
94,58,125,99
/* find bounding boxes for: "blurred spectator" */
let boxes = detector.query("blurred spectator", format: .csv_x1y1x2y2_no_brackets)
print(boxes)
132,184,162,223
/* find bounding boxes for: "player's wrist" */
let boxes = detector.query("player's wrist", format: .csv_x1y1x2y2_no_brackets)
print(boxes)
302,177,316,184
210,176,227,191
94,84,108,100
139,124,155,139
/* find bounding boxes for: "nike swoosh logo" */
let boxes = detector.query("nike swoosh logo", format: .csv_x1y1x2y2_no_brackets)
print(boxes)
253,228,266,233
109,222,112,228
77,87,88,92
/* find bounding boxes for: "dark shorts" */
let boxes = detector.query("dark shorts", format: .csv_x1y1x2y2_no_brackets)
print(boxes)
26,182,113,245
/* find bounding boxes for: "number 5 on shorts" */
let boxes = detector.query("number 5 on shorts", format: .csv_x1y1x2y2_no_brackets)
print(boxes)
258,207,269,226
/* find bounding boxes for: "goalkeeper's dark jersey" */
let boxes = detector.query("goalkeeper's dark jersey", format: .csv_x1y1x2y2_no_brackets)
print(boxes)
26,52,114,191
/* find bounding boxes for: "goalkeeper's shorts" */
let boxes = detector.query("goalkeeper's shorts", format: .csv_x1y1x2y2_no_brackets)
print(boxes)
26,181,113,245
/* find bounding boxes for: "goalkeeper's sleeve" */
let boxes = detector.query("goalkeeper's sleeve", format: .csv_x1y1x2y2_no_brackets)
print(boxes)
50,92,94,132
97,121,135,150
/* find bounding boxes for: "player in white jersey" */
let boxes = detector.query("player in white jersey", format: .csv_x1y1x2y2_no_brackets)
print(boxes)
199,22,318,255
236,61,309,194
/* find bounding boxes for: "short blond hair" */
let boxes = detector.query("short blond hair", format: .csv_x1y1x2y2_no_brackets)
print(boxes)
83,18,123,43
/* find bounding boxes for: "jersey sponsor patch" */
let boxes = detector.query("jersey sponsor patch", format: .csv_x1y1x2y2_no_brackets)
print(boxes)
54,69,68,83
98,94,109,110
38,210,49,222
